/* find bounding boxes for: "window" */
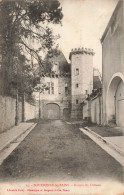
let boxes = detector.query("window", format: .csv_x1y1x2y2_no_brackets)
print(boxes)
47,82,50,94
47,82,54,94
51,82,54,94
75,68,79,75
76,99,78,104
65,83,69,95
76,83,79,88
65,83,68,87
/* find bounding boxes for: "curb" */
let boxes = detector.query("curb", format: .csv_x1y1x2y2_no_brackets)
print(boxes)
84,126,124,157
0,123,37,153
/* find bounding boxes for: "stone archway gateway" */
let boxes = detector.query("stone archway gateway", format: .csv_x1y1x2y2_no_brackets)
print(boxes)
45,103,60,119
106,73,124,126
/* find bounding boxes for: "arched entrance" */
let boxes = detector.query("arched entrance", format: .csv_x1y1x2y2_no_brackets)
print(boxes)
45,103,60,119
107,75,124,126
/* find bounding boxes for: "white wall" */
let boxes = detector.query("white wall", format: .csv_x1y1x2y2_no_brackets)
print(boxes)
82,95,102,125
25,102,38,121
102,1,124,125
90,96,102,124
82,102,89,119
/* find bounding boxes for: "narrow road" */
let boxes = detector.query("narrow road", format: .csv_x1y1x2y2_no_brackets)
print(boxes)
0,120,123,182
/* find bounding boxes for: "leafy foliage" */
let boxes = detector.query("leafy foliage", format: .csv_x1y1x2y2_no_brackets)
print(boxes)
0,0,63,97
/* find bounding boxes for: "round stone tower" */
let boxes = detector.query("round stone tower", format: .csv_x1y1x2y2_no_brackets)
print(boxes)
69,47,95,119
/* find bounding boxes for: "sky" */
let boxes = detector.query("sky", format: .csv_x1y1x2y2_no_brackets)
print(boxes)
52,0,119,73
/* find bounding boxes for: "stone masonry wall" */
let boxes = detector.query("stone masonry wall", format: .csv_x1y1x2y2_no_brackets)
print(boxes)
0,96,16,132
0,96,37,132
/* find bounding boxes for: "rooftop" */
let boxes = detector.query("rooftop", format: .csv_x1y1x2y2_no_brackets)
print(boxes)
101,0,122,43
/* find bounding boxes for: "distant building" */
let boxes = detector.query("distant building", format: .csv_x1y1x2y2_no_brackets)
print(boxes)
101,0,124,126
36,48,100,120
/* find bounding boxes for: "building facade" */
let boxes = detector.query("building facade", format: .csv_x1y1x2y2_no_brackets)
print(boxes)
40,73,71,120
101,0,124,126
38,48,95,120
39,51,71,120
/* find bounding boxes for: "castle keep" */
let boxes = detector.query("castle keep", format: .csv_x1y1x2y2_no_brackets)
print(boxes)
69,48,94,118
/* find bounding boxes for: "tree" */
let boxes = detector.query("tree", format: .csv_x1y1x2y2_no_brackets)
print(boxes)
0,0,63,123
0,0,63,96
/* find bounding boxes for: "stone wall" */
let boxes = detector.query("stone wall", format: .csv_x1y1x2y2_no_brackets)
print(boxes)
0,96,16,132
0,96,37,133
90,96,102,124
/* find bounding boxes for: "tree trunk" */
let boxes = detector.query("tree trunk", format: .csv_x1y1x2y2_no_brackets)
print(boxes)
39,92,41,118
22,92,25,122
15,87,19,125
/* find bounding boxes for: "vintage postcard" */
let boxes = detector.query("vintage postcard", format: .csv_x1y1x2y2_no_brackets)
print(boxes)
0,0,124,194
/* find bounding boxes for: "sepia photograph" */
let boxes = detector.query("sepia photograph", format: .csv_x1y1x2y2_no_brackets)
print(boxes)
0,0,124,194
